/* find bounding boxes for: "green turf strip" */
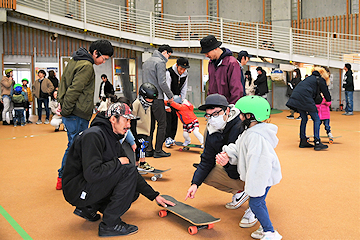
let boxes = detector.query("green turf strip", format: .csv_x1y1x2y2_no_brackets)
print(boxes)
0,206,32,239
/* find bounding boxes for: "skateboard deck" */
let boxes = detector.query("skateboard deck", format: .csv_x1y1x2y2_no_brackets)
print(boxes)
158,195,220,235
307,135,341,144
138,168,171,181
175,141,203,153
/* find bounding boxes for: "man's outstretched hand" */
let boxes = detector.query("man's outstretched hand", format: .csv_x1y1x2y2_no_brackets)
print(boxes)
156,195,176,208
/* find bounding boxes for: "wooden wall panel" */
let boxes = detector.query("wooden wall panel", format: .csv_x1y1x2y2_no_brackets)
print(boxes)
2,22,137,58
1,0,16,9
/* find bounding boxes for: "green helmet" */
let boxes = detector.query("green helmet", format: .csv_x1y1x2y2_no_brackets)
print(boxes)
14,83,22,89
5,69,13,75
22,78,29,83
235,96,271,121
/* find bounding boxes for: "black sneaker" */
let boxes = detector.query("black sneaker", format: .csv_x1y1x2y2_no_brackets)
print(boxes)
73,207,101,222
286,115,294,119
145,150,154,157
98,221,138,237
3,121,10,125
26,120,33,124
314,139,328,151
153,150,171,158
299,138,314,148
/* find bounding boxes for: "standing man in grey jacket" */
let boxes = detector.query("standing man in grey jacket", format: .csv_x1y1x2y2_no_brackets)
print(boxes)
142,45,174,158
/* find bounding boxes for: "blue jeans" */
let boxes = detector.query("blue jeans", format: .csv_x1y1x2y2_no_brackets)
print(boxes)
320,119,331,134
345,91,353,113
298,110,320,140
58,115,89,178
37,98,50,120
249,187,274,232
14,109,25,125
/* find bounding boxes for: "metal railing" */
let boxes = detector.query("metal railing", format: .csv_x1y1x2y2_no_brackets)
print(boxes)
16,0,360,65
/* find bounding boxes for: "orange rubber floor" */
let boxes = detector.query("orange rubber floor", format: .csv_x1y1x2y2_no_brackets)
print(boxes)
0,110,359,239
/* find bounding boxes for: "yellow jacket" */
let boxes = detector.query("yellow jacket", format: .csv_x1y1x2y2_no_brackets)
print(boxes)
22,86,33,102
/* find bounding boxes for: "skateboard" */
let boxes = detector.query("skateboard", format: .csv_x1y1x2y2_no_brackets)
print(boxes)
158,195,220,235
137,168,171,181
175,141,203,153
307,135,342,144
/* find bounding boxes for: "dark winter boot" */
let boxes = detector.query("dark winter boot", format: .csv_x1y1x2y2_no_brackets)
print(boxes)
299,138,314,148
314,138,328,151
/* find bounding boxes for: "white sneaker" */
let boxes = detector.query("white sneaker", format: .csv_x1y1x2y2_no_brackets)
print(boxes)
225,191,249,209
251,226,264,239
170,138,176,146
165,137,172,148
327,132,333,138
239,207,258,228
44,119,50,124
261,230,282,240
183,140,191,146
36,120,42,125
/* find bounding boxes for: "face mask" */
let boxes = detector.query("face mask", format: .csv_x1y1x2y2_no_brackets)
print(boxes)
208,113,227,131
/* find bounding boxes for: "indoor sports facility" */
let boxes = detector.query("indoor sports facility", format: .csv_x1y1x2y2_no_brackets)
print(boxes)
1,0,359,239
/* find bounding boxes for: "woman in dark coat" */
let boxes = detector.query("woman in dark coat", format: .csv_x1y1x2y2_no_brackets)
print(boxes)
48,70,59,90
286,67,331,151
286,68,302,119
254,67,268,98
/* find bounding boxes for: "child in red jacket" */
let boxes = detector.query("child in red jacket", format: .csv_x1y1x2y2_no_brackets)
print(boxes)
316,93,333,138
165,96,204,147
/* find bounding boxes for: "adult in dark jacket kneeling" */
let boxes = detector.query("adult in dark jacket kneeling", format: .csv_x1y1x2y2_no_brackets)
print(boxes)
286,67,331,151
62,103,174,237
185,94,253,226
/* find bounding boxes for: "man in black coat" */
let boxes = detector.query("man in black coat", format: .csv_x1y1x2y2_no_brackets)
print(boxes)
99,74,115,99
342,63,354,115
254,66,268,99
62,102,174,237
185,94,249,216
286,68,331,151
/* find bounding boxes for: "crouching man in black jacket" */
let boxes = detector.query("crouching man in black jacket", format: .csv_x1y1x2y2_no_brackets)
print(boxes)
62,102,174,237
185,94,256,227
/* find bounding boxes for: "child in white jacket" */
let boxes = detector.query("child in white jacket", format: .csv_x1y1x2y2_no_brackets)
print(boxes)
216,96,282,240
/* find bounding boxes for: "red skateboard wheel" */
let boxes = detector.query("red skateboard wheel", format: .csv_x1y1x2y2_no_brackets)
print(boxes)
158,210,167,218
207,223,214,229
188,226,198,235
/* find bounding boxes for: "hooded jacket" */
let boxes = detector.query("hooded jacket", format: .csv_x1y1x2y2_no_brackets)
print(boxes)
1,76,15,96
58,47,96,121
142,50,173,100
165,99,197,124
191,105,244,186
207,48,243,104
223,123,282,197
254,70,268,96
316,98,331,120
286,71,331,113
343,70,354,91
62,114,159,206
165,64,188,101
